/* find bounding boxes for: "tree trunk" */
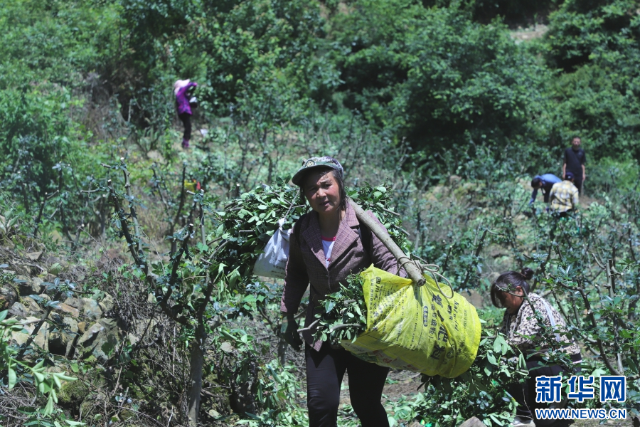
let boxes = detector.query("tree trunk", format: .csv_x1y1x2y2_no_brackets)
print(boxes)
187,324,205,427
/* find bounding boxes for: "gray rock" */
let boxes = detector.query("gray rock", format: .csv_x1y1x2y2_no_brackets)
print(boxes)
0,284,18,309
98,293,115,313
11,316,49,351
23,296,44,314
26,251,43,261
459,417,485,427
49,316,79,357
16,275,43,296
52,302,80,318
8,301,28,318
77,318,120,362
64,297,103,320
82,298,102,320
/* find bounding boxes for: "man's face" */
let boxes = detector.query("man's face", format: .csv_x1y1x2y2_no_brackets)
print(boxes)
572,137,581,149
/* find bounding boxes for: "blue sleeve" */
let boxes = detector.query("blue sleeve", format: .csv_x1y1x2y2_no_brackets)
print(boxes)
530,188,538,204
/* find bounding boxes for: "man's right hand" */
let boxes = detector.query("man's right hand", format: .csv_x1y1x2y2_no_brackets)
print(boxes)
280,314,303,351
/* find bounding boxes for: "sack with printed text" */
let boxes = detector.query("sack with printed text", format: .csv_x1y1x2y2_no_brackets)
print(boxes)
341,265,481,378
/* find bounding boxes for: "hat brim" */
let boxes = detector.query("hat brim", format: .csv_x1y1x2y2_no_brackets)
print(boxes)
291,164,339,186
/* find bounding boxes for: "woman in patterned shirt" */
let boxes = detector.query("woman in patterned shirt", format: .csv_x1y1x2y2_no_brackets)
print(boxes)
491,268,581,427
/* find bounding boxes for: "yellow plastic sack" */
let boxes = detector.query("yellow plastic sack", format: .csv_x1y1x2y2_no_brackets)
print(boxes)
341,265,481,378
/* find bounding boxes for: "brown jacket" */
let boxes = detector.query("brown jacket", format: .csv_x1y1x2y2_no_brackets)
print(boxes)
281,203,404,351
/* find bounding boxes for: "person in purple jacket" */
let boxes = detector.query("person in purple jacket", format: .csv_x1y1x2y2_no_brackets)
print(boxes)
174,79,198,149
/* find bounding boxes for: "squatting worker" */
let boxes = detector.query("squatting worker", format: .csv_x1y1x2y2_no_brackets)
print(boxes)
174,79,198,149
280,156,405,427
529,174,561,205
549,172,579,216
491,268,582,427
562,136,586,194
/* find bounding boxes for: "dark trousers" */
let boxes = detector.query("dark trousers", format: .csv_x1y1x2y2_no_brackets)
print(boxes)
179,112,192,141
306,343,390,427
508,360,574,427
572,176,583,195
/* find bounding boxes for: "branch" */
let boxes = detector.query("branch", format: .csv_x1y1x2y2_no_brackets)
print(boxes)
574,282,620,375
348,199,424,286
107,180,145,271
158,224,193,325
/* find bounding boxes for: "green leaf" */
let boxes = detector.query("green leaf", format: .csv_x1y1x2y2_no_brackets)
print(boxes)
487,353,497,365
8,367,16,389
43,395,54,415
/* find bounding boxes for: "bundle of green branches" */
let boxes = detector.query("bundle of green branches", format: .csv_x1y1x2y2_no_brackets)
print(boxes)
213,183,307,288
415,332,528,426
212,182,410,293
312,273,368,345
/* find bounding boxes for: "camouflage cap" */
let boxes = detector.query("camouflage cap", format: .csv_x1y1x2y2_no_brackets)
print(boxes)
291,156,344,186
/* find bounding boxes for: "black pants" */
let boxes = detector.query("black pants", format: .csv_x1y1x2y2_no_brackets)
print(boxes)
508,360,575,427
572,176,583,195
306,343,389,427
179,112,191,141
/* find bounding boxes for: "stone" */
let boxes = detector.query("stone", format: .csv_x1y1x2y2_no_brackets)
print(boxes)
63,297,81,309
65,297,103,320
98,293,115,313
459,417,485,427
11,316,49,351
81,298,103,320
53,302,80,318
31,277,44,293
16,275,39,296
49,316,79,357
77,321,86,334
0,284,18,309
77,322,105,349
26,251,43,261
24,296,44,314
8,301,28,318
77,319,120,362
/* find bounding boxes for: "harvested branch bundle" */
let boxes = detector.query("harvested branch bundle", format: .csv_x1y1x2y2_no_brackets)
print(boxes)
312,273,367,345
212,183,410,293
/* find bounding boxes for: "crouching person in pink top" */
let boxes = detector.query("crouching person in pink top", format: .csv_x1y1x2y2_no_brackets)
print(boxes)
280,156,405,427
174,79,197,149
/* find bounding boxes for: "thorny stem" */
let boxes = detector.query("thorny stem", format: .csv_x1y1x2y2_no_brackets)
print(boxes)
120,158,142,257
158,223,193,326
171,163,188,254
32,191,58,237
107,180,147,275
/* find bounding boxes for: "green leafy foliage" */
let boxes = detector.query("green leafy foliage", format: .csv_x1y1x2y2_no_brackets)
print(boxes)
313,274,368,345
416,332,528,426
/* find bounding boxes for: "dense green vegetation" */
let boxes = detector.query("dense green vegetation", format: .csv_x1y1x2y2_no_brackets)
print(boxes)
1,0,639,425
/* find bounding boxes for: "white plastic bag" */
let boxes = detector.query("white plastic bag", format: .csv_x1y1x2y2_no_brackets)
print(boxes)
253,218,291,279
